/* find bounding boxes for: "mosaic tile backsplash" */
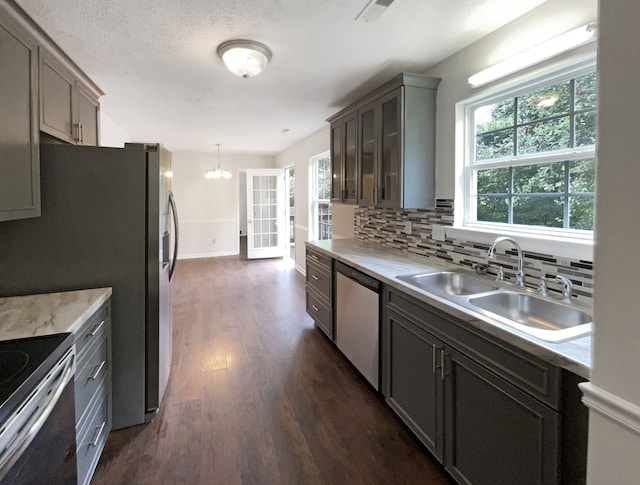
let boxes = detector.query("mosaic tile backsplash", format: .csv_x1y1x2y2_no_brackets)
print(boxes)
353,199,594,302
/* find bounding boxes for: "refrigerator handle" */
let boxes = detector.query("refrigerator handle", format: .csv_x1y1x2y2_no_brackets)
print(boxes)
168,191,179,281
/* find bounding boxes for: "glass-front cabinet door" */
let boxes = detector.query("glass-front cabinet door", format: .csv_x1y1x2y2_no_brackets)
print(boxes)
330,121,342,202
379,89,402,206
343,112,358,203
358,102,376,206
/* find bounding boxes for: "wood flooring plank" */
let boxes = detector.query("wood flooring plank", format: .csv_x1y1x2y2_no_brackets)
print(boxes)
91,250,452,485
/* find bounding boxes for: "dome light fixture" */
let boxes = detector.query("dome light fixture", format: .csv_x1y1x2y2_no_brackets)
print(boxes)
204,144,232,180
217,39,272,79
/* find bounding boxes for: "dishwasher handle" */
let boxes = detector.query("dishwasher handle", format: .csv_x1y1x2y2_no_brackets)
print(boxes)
335,261,381,293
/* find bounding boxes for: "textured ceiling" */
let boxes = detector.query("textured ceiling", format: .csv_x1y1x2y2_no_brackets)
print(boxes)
16,0,546,155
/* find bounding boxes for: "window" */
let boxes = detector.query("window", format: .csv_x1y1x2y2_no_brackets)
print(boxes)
463,63,596,236
310,151,332,240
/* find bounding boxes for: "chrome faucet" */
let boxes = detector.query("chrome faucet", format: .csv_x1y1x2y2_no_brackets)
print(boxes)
554,275,573,301
488,236,525,287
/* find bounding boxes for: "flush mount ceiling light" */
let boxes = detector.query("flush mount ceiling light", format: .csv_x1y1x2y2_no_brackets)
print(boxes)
204,144,232,180
468,23,597,88
217,39,272,79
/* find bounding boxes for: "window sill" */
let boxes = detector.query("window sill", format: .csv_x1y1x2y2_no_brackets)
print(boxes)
445,225,594,262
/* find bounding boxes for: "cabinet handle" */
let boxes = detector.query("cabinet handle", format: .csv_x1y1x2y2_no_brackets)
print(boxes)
311,304,320,312
440,350,446,381
88,319,106,337
89,360,106,380
432,344,437,373
89,421,106,447
311,275,319,281
80,123,84,144
309,254,319,261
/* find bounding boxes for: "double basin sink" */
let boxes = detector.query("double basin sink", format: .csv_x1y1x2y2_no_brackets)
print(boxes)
397,271,591,342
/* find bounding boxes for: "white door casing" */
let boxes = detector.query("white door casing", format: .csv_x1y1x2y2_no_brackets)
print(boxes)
246,169,285,259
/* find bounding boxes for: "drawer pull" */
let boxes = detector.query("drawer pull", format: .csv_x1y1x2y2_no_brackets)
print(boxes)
311,304,320,312
89,360,106,380
309,254,319,260
440,350,446,381
88,319,106,337
89,421,106,447
311,275,319,281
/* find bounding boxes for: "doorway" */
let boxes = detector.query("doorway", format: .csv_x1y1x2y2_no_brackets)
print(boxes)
285,166,295,260
245,169,286,259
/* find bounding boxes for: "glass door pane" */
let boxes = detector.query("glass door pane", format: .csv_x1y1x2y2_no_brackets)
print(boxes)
246,169,285,259
381,91,400,204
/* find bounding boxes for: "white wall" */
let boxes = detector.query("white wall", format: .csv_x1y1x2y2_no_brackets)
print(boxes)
422,0,598,199
275,126,333,272
172,151,274,258
99,110,131,147
581,0,640,482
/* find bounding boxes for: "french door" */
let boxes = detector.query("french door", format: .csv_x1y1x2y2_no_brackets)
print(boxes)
246,169,285,259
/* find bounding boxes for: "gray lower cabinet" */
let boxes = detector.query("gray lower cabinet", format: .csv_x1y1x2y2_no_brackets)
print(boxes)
0,6,40,221
444,347,560,485
384,309,443,460
73,299,112,485
305,247,334,339
383,286,586,485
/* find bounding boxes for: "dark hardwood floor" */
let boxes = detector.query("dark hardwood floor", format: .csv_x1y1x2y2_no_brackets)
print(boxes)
92,249,452,484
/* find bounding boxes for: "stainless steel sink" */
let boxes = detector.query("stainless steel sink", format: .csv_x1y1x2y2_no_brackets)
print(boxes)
468,291,592,342
398,271,497,296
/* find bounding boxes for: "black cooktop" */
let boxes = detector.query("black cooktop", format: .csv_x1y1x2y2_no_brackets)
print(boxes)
0,333,74,425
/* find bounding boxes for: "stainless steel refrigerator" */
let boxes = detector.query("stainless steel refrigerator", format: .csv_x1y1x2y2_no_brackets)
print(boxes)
0,142,178,429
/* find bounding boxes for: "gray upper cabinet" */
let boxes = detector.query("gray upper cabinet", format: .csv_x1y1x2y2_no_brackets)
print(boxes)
329,110,357,203
329,73,440,209
0,1,103,221
0,7,40,221
40,49,101,146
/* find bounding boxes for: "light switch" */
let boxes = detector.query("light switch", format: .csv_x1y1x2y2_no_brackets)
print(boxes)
405,221,412,234
432,224,446,241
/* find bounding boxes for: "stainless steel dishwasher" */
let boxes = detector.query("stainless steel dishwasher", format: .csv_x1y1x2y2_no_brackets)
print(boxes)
335,261,381,389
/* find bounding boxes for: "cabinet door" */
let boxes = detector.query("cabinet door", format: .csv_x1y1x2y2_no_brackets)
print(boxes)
384,309,443,460
379,88,402,207
342,112,357,203
77,85,99,146
40,52,77,143
358,102,377,206
0,14,40,221
444,348,560,485
330,121,342,202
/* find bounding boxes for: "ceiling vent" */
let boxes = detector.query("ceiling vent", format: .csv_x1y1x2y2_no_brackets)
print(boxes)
355,0,396,22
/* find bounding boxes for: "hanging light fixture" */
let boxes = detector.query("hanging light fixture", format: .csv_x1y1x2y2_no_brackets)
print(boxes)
217,39,272,79
204,144,232,180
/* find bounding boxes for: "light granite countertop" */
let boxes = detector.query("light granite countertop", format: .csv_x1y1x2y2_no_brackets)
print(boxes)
307,238,591,379
0,288,112,342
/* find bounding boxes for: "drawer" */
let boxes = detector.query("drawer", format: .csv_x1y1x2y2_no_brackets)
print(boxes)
75,328,110,424
306,248,332,271
77,382,111,485
386,287,561,409
306,260,331,301
74,301,110,362
306,288,333,339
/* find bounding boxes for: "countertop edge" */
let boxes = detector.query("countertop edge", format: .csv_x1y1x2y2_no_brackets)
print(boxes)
0,287,112,341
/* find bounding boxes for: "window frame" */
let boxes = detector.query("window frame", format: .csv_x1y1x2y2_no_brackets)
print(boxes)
309,151,332,240
460,57,597,244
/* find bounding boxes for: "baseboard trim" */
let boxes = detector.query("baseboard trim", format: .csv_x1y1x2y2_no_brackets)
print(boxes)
179,251,238,260
580,382,640,436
